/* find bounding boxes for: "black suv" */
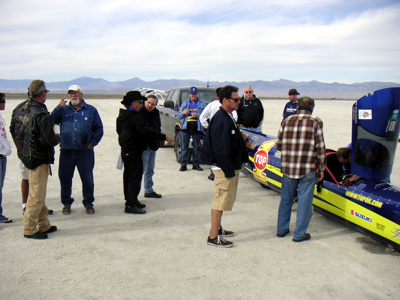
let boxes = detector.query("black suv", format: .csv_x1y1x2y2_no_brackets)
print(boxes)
158,86,217,162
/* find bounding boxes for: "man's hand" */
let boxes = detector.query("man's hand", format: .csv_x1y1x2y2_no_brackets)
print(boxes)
182,109,190,115
316,170,324,182
59,98,68,108
166,136,174,144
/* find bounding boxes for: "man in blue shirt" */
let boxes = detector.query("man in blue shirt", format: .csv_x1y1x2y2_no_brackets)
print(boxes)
177,87,206,171
51,85,103,215
282,88,300,122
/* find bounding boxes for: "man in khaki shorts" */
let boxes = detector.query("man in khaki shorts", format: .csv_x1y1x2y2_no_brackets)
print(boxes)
201,85,249,247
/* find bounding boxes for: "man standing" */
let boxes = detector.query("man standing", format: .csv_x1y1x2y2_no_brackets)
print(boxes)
51,85,103,215
200,87,238,181
201,85,249,247
276,96,326,242
282,88,300,121
140,95,173,198
237,85,264,132
0,93,12,223
117,91,170,214
20,80,60,239
177,86,206,171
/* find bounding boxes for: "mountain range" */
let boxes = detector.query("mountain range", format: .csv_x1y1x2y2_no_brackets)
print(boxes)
1,77,399,99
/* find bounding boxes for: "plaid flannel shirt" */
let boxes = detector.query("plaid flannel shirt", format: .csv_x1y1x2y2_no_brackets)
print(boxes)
276,110,326,179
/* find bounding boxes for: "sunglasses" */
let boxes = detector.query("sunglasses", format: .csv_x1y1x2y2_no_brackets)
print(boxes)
229,98,240,102
245,91,253,94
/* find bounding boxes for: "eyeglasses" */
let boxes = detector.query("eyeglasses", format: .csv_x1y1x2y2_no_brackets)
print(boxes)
245,91,253,94
69,91,80,95
229,98,240,102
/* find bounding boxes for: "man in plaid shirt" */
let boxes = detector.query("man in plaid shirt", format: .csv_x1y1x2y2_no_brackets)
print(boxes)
275,96,326,242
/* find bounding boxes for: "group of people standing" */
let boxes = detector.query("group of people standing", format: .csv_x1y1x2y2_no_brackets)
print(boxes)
0,82,326,247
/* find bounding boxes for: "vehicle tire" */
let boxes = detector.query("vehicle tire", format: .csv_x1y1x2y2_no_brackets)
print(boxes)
174,132,183,163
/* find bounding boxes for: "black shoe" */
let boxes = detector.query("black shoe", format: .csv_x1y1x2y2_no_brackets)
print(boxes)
24,231,48,239
219,227,234,237
208,173,215,181
0,217,12,223
207,235,233,248
293,233,311,242
144,191,162,198
42,225,57,234
135,200,146,208
124,205,146,214
179,165,187,171
277,229,290,238
192,165,203,171
46,207,54,215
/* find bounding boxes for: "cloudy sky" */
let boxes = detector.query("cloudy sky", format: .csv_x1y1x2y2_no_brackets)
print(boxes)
0,0,399,83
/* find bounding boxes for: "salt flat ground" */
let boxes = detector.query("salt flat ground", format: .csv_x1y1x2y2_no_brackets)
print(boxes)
0,98,399,299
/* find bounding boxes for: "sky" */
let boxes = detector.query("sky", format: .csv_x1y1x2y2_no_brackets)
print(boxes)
0,0,399,84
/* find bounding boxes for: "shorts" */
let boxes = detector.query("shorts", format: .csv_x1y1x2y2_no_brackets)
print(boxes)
212,169,240,211
19,160,28,180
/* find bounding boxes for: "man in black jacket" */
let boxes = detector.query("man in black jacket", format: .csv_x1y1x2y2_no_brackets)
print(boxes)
237,85,264,132
116,91,170,214
20,80,61,239
140,95,172,198
201,85,249,247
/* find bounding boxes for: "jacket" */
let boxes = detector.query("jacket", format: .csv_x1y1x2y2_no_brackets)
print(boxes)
19,100,61,170
116,108,166,155
201,107,249,178
139,106,162,151
177,98,206,131
51,100,103,150
237,95,264,128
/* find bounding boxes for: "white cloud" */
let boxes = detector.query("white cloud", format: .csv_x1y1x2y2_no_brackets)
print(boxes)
0,0,399,83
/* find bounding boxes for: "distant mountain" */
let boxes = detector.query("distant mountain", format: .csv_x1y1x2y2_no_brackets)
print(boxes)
1,77,399,99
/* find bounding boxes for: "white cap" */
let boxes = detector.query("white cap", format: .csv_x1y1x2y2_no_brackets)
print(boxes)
68,84,82,93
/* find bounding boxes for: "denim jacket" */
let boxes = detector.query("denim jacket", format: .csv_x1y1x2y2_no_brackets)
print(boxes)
177,98,206,132
51,100,103,150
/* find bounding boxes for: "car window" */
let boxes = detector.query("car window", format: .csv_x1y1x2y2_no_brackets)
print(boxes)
171,90,180,109
197,90,216,105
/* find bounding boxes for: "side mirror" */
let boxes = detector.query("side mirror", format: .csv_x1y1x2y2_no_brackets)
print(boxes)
164,100,175,108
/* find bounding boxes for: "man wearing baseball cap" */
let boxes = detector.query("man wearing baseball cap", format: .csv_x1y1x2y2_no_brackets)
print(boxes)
51,85,103,215
282,88,300,122
177,86,206,171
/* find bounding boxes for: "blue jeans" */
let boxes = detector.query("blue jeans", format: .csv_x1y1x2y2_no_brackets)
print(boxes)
181,131,201,167
0,156,6,218
277,171,316,239
59,149,95,207
142,148,156,193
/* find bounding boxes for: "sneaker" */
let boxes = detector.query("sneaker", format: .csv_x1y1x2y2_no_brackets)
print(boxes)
144,191,162,198
192,165,203,171
42,225,57,234
135,200,146,208
24,231,48,239
124,205,146,214
86,205,95,215
219,226,234,237
62,205,71,215
207,235,233,248
0,216,12,223
208,173,215,181
293,233,311,242
179,165,187,171
46,207,54,215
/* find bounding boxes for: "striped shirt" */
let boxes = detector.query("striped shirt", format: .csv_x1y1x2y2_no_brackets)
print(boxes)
276,110,326,179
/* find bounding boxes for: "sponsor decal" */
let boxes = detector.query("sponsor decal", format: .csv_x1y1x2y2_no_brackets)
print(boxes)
350,209,372,223
376,222,385,231
345,191,383,208
253,141,276,183
359,109,372,120
391,228,400,241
